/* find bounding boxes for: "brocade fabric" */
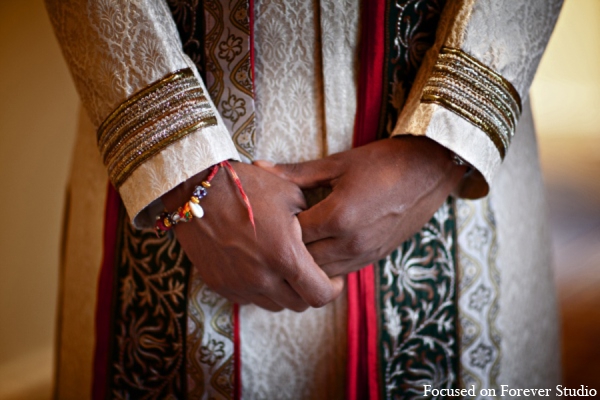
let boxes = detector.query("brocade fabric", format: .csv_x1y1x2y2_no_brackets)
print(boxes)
393,0,563,198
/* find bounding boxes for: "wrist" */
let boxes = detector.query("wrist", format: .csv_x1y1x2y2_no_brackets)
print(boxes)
159,161,255,235
390,135,467,191
162,168,212,211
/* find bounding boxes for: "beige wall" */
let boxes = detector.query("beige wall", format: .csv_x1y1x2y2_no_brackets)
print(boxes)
531,0,600,200
0,1,77,397
531,0,600,138
0,0,597,398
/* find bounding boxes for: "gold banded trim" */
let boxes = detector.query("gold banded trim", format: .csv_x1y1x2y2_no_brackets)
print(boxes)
98,69,217,188
421,47,522,159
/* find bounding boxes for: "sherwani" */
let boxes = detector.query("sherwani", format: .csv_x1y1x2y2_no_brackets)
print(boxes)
46,0,563,398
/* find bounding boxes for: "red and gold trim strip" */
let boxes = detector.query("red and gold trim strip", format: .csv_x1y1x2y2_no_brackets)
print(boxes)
421,47,522,159
97,68,217,189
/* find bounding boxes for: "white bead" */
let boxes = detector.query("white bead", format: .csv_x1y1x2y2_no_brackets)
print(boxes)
189,202,204,218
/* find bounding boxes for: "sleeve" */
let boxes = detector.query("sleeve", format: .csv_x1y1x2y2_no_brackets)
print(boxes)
391,0,563,198
45,0,241,228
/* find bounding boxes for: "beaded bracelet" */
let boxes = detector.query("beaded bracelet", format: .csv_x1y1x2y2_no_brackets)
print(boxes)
155,161,254,236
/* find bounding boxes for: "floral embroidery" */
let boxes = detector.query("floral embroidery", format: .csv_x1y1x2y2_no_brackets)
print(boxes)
456,198,502,397
200,338,227,366
469,343,494,370
469,284,492,312
380,0,447,139
218,31,243,64
378,200,458,399
467,225,490,254
205,0,256,160
221,93,247,124
108,209,191,399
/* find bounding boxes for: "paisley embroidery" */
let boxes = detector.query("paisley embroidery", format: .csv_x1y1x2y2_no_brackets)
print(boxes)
108,209,191,399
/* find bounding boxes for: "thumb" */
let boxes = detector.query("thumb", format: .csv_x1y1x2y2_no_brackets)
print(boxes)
254,158,339,189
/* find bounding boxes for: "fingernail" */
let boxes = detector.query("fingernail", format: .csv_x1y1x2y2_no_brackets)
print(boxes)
253,160,275,168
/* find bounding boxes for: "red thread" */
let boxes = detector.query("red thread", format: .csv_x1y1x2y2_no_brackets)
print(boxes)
222,161,256,234
206,163,220,182
93,184,122,400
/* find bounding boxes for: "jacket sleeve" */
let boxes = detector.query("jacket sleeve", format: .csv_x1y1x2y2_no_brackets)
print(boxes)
391,0,563,198
45,0,240,227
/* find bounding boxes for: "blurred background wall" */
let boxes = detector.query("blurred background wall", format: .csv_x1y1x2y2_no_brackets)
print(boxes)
0,1,77,398
530,0,600,387
0,0,598,398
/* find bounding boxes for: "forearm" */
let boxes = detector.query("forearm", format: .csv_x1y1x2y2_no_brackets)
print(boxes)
45,0,239,227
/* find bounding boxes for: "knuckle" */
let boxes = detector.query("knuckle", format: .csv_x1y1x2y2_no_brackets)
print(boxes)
347,234,370,257
285,162,303,177
308,288,334,308
247,276,271,294
291,303,310,313
327,206,355,235
326,214,346,235
262,303,284,312
284,266,303,286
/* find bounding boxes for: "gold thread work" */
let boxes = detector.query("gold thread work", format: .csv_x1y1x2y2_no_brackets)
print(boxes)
421,47,522,159
97,68,217,188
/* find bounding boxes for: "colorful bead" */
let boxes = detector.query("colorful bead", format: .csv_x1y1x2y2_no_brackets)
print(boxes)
189,202,204,218
155,212,172,236
153,162,225,235
193,186,207,199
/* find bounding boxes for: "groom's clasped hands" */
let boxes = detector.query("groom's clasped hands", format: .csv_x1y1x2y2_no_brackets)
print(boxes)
163,137,465,312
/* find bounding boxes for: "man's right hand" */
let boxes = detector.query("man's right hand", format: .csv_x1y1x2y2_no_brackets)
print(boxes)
162,161,344,312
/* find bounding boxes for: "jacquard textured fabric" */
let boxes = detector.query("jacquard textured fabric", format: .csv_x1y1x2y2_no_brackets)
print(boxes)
240,1,358,397
393,0,563,198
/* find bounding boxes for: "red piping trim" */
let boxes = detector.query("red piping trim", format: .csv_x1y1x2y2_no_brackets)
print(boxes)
92,184,121,400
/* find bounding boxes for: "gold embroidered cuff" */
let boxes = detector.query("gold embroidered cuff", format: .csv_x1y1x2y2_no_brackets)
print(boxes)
97,68,218,189
421,47,522,159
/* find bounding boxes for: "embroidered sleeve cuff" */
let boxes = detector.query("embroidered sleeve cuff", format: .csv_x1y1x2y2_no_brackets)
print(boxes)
97,68,240,228
393,47,522,198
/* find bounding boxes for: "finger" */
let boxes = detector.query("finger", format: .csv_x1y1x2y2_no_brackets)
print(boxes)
246,294,285,312
321,259,368,277
306,238,345,266
266,281,310,313
221,293,251,306
296,201,333,243
285,244,346,308
254,158,339,190
297,193,347,243
205,286,252,306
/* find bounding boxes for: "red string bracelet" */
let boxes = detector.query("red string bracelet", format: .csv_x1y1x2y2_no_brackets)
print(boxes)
155,161,255,236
